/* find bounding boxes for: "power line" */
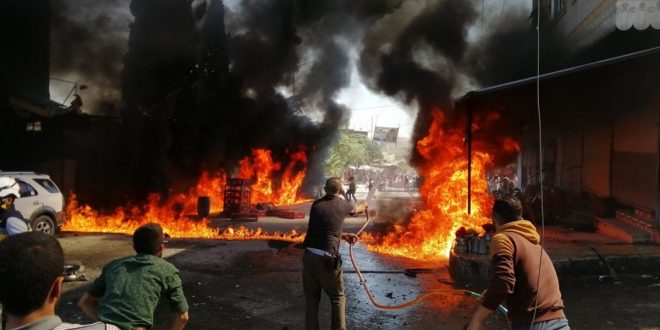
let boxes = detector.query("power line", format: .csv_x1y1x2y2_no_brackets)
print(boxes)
530,0,546,327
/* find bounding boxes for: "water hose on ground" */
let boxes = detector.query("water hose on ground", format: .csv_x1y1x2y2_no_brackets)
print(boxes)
349,206,508,315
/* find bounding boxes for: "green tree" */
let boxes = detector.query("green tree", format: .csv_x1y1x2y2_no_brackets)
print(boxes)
324,131,383,176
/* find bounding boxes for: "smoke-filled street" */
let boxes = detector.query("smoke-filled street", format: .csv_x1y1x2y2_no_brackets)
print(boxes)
3,0,660,329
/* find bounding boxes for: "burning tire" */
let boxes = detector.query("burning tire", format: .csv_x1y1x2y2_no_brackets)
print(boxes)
32,215,55,236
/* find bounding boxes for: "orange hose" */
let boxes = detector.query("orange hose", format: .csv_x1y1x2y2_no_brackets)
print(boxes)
348,242,473,310
350,206,506,314
349,205,473,310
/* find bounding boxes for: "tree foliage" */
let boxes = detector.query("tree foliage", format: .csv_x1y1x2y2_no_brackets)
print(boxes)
324,132,383,176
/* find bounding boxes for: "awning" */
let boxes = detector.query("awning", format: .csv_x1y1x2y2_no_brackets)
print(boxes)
10,96,75,119
459,45,660,99
617,0,660,31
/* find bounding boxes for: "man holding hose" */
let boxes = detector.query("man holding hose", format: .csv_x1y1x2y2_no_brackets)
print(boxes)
467,197,569,330
302,177,358,330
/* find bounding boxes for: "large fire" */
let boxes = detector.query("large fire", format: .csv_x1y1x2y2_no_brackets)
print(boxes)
365,110,519,260
238,148,309,205
61,148,308,241
61,110,517,261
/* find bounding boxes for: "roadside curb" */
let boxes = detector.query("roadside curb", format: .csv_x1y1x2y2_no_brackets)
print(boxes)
449,252,660,286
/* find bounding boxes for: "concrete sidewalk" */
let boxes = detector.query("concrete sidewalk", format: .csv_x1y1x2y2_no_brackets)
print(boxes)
450,225,660,284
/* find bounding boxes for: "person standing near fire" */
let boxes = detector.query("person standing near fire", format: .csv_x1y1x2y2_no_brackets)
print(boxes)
366,178,375,200
302,177,358,330
345,177,357,202
466,197,569,330
0,177,30,240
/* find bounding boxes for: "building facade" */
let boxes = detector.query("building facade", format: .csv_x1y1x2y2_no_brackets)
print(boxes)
459,0,660,239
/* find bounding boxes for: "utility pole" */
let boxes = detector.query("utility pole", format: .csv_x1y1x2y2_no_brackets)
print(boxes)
467,98,473,215
288,61,309,114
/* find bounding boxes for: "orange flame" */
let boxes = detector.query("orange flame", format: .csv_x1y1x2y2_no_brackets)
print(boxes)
238,148,309,205
61,148,309,240
365,110,519,260
62,193,303,241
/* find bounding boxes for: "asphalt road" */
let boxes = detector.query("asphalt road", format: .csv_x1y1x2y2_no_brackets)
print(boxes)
51,190,660,329
54,230,660,330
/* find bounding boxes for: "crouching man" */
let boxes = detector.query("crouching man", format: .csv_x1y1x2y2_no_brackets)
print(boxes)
78,223,189,330
466,198,569,330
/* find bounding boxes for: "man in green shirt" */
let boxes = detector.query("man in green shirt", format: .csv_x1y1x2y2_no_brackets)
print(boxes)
78,223,189,330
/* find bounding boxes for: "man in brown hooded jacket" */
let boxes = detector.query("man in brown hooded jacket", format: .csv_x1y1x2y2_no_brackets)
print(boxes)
466,197,569,330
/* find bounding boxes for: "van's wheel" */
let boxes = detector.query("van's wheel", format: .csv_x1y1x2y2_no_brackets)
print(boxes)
32,215,55,236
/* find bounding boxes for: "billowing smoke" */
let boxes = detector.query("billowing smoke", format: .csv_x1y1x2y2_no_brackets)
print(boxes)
464,4,566,87
50,0,601,206
112,0,385,199
119,0,199,196
50,0,131,115
359,0,478,165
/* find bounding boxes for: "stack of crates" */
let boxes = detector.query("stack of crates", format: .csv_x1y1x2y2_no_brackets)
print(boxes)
224,178,252,215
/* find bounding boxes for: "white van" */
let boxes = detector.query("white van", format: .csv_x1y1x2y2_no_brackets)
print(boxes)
0,171,65,235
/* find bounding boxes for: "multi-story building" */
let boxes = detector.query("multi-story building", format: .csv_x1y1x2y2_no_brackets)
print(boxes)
459,0,660,240
542,0,659,49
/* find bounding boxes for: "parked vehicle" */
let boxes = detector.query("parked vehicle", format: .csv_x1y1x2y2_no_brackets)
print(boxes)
0,171,64,235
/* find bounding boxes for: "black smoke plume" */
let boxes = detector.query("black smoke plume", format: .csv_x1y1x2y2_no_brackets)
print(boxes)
359,0,478,165
52,0,635,207
112,0,386,201
464,6,567,87
50,0,131,115
119,0,199,198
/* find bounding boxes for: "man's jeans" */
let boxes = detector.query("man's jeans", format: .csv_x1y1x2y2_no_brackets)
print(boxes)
302,251,346,330
512,317,570,330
